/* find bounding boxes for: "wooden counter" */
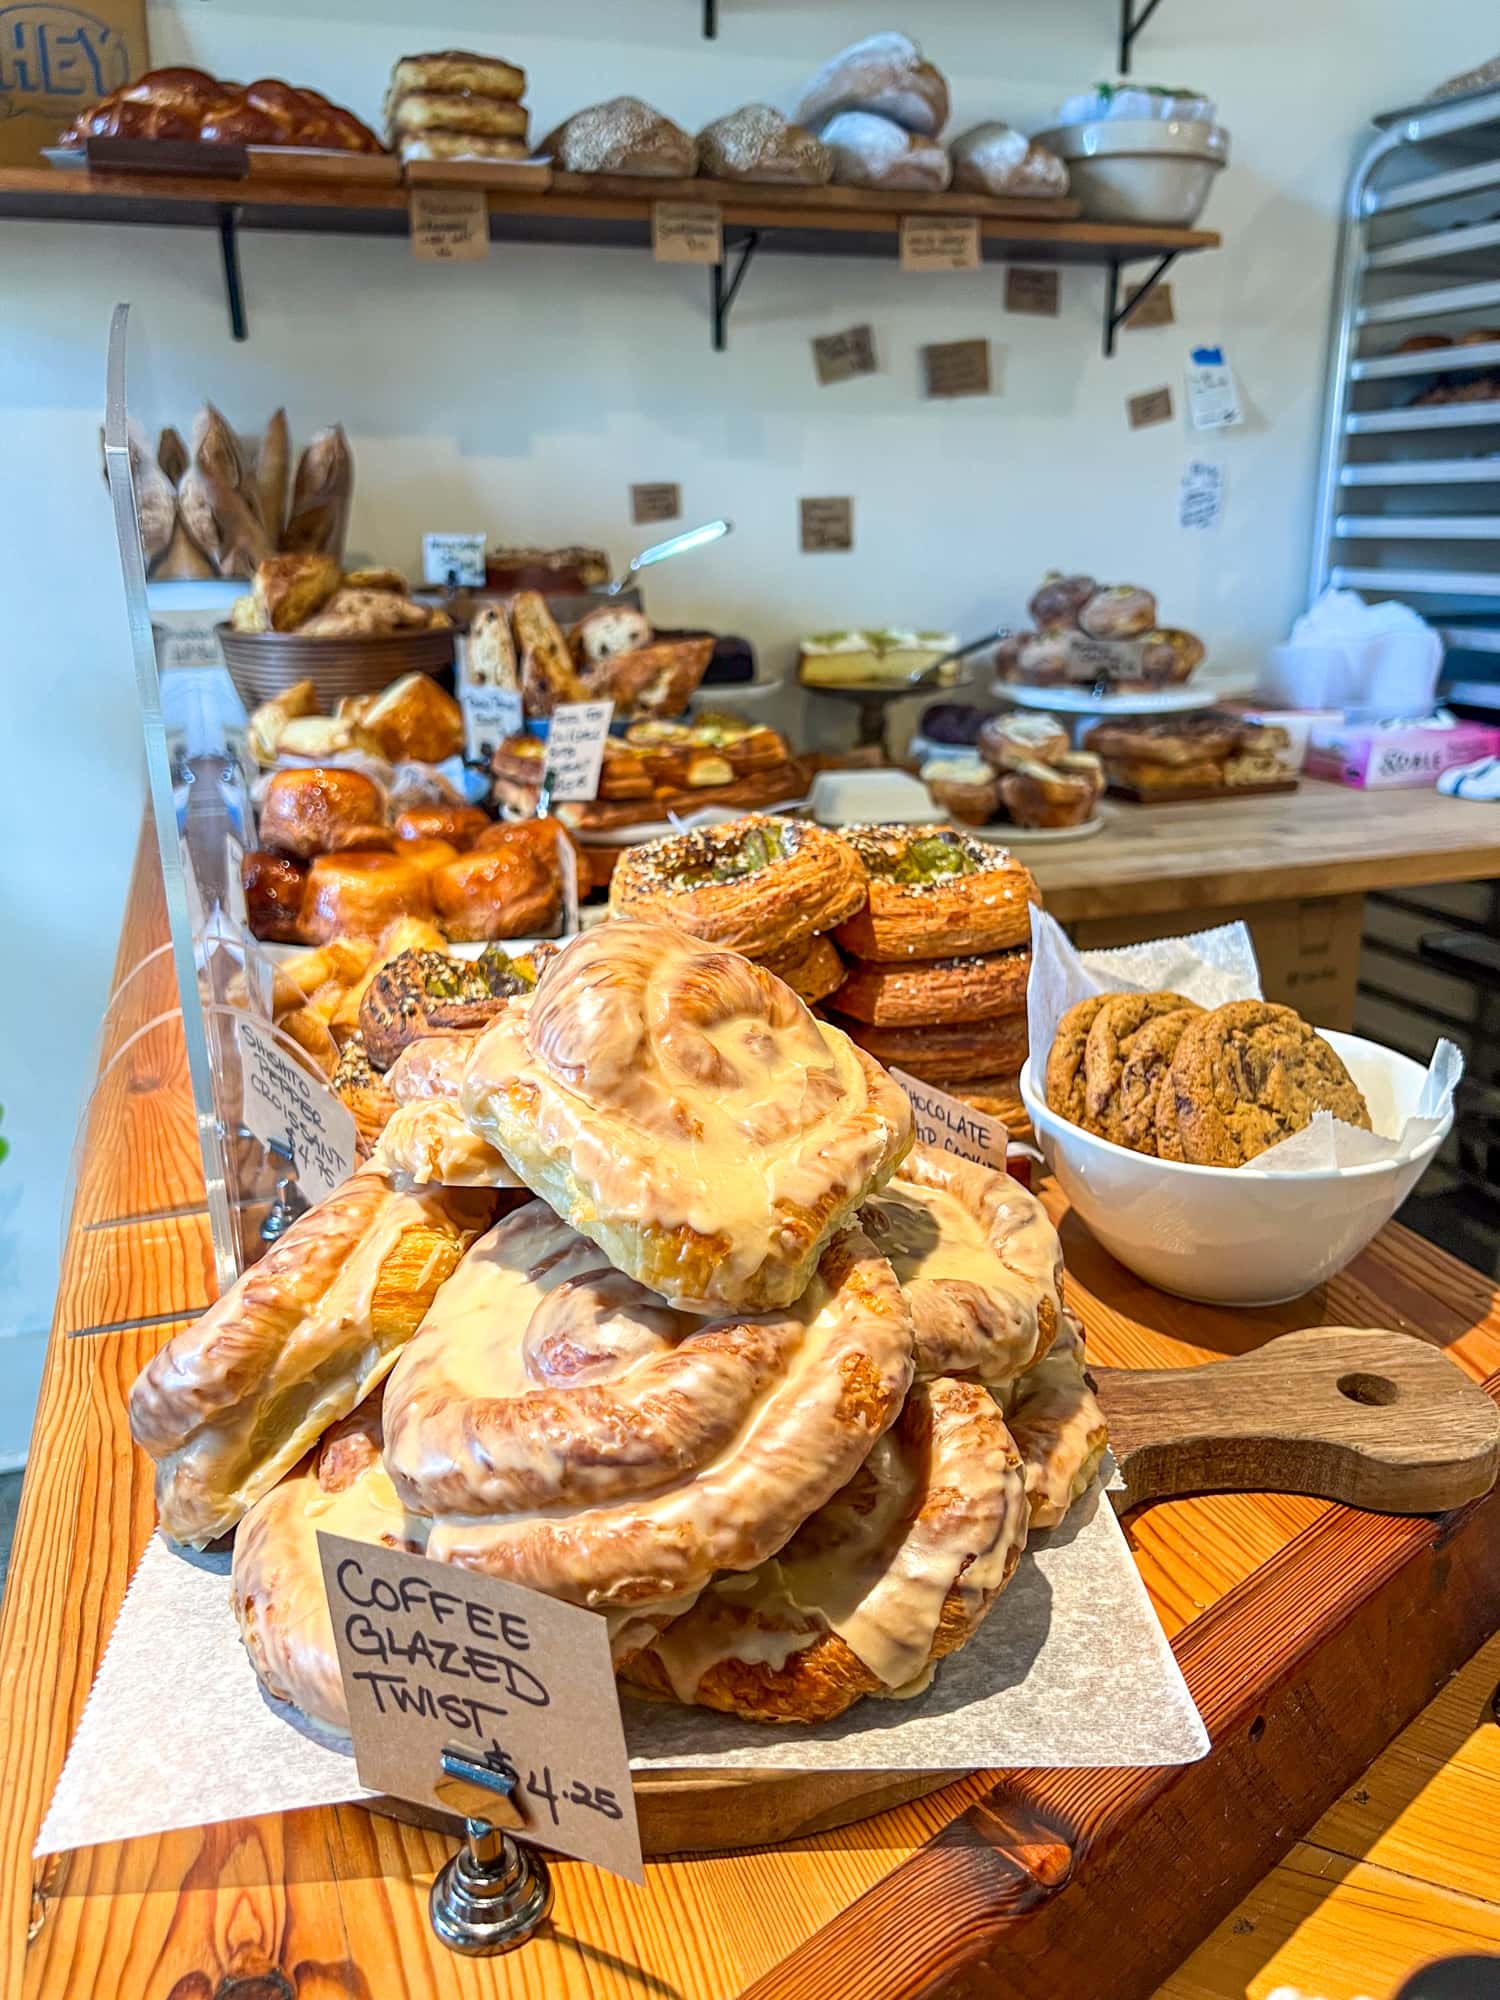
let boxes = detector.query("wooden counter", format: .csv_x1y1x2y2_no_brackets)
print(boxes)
2,826,1498,2000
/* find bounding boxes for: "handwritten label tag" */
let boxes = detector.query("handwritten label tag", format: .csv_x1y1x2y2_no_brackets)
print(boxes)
318,1533,642,1881
422,531,486,588
799,496,854,553
1004,266,1059,317
237,1017,356,1202
652,200,722,264
890,1068,1013,1174
813,323,877,385
409,188,489,262
152,609,224,671
1180,459,1226,531
900,215,981,272
461,682,524,766
1125,281,1174,330
1127,385,1174,430
922,338,991,399
1185,345,1243,430
630,482,682,525
542,700,613,802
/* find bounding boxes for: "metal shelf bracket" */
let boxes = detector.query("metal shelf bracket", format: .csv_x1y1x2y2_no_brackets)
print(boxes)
1119,0,1167,74
703,0,718,37
1103,251,1177,356
218,207,247,340
710,230,760,351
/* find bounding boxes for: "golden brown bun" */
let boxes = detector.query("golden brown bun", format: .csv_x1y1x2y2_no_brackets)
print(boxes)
129,1172,498,1547
392,836,459,878
299,851,433,943
832,945,1029,1027
242,849,308,942
833,826,1039,962
618,1375,1024,1721
609,814,867,956
921,758,1003,827
390,91,528,138
389,51,526,99
830,1009,1029,1085
357,672,463,764
259,766,385,861
60,68,383,151
429,841,560,942
757,931,845,1005
251,553,342,633
394,804,490,849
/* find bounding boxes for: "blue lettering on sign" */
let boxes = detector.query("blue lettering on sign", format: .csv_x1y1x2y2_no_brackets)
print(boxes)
0,4,131,114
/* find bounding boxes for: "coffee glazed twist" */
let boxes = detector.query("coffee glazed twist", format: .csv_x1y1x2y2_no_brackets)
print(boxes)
460,919,913,1312
381,1199,915,1616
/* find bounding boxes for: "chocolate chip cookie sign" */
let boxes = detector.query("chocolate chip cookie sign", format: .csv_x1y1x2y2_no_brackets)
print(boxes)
0,4,131,117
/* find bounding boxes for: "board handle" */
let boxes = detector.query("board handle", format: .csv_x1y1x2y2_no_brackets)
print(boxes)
1093,1326,1500,1516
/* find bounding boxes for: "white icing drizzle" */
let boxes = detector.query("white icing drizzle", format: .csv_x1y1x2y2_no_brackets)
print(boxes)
997,1311,1109,1529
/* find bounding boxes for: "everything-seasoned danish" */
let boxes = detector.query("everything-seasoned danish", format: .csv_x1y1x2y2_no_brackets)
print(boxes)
833,825,1038,962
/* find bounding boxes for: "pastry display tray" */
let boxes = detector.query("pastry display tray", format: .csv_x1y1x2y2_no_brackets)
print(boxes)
996,676,1255,715
45,142,401,183
1106,778,1300,804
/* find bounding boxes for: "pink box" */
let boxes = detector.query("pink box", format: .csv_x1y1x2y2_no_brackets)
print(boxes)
1305,715,1500,788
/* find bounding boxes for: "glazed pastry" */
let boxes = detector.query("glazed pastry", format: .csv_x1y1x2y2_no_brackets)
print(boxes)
1138,628,1206,684
833,825,1039,963
977,711,1069,773
359,943,544,1068
998,1312,1109,1529
247,679,319,766
369,1096,521,1190
382,1198,914,1609
1163,1001,1371,1166
1078,584,1157,640
999,756,1101,830
330,1033,399,1158
128,1172,498,1547
920,757,1002,827
242,849,308,942
459,921,913,1311
862,1146,1061,1384
356,673,464,764
757,931,845,1006
258,766,386,861
393,803,490,849
1083,993,1200,1146
429,840,560,943
617,1375,1024,1721
1027,572,1096,627
299,851,433,944
831,945,1030,1027
608,814,867,958
394,836,460,878
830,1010,1029,1086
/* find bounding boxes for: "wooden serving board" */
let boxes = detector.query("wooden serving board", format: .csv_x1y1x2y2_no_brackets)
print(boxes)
547,170,1079,221
5,825,1500,1999
1106,777,1301,805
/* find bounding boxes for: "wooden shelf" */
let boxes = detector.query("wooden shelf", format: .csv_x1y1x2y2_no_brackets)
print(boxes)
0,165,1219,348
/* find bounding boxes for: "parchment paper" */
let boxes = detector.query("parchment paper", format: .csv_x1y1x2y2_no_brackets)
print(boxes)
37,1473,1206,1855
1026,906,1462,1171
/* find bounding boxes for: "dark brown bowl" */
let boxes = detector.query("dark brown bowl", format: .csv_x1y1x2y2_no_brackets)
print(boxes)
218,624,455,709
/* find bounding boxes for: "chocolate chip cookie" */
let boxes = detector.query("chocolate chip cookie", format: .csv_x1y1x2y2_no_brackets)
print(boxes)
1044,994,1112,1126
1164,1000,1372,1167
1115,1007,1203,1154
1082,992,1199,1147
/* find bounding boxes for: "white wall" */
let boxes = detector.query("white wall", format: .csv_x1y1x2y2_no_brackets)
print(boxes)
0,0,1492,1457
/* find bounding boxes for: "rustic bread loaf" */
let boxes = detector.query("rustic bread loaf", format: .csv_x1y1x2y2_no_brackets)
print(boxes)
795,32,950,138
819,109,951,191
697,104,833,184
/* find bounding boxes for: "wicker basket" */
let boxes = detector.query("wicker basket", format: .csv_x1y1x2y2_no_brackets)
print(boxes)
218,624,455,710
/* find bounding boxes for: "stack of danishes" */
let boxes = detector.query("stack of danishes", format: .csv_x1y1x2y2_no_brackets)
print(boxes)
131,918,1105,1735
385,50,530,168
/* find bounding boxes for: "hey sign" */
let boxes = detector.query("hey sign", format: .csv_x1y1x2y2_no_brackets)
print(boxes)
318,1533,642,1881
236,1016,356,1202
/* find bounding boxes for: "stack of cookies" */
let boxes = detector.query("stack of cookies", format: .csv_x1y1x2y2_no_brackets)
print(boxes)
1045,995,1372,1166
385,50,530,167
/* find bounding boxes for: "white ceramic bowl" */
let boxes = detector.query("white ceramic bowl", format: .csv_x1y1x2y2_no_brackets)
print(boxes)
1033,119,1228,227
1019,1030,1450,1306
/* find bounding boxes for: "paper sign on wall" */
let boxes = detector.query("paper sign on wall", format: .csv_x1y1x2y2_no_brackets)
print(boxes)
422,532,486,587
922,338,992,399
542,700,614,802
1005,266,1059,317
1179,459,1226,531
652,201,722,264
318,1533,642,1881
800,497,854,552
631,482,682,525
461,683,524,765
237,1017,357,1202
1125,282,1175,330
813,324,878,385
890,1068,1012,1174
1127,385,1174,430
900,215,980,271
1185,345,1243,430
409,188,489,262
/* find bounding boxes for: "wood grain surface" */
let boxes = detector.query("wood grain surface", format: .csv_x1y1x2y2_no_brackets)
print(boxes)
2,828,1498,2000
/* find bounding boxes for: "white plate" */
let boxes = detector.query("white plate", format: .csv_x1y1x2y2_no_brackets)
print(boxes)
988,813,1108,844
811,769,942,826
995,677,1254,716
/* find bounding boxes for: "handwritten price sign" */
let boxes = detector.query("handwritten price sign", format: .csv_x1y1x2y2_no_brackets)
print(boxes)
236,1017,356,1202
319,1533,642,1880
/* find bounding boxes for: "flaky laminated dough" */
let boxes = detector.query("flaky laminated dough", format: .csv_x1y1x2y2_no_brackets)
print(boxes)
831,945,1030,1027
997,1312,1109,1530
128,1173,498,1546
389,51,526,100
459,920,913,1310
834,825,1039,962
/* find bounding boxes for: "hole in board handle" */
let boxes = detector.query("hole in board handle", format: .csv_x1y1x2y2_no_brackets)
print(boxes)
1337,1371,1400,1408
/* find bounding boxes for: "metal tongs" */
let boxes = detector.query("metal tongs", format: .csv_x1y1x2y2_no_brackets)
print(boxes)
595,518,733,598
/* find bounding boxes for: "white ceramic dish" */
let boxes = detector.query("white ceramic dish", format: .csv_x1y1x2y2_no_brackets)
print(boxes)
988,813,1107,844
1019,1031,1451,1306
1033,118,1228,227
997,677,1253,716
811,769,943,826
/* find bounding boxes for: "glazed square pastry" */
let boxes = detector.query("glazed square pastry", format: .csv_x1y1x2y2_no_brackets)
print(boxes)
459,918,914,1310
128,1172,498,1546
